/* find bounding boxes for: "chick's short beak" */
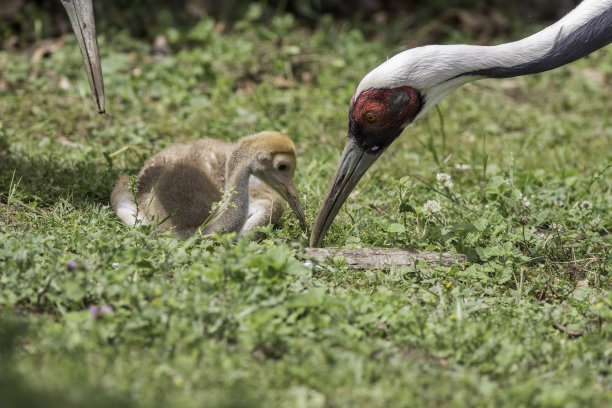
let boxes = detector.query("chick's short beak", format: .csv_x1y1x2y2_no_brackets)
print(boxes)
61,0,105,113
278,181,307,230
309,138,381,247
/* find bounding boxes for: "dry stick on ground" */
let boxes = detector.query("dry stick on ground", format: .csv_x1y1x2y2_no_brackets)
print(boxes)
303,247,468,270
352,200,390,216
552,321,585,339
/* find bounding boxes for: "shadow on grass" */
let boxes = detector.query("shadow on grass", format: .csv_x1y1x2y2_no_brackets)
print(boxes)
0,150,123,208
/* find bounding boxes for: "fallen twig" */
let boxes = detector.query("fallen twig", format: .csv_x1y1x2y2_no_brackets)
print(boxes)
303,247,468,270
552,321,585,339
352,200,390,216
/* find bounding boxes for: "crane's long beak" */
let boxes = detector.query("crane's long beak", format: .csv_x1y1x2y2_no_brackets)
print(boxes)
277,181,308,231
61,0,105,114
310,138,380,247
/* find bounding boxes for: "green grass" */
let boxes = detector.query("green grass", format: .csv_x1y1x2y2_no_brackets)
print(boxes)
1,10,611,407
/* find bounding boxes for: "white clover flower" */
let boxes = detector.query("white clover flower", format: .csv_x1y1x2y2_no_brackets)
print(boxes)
550,222,563,233
580,200,593,210
454,164,471,170
422,200,442,215
516,192,530,208
436,173,454,189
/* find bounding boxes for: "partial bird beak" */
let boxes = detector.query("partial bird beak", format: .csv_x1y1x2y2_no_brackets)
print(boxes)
277,181,307,231
61,0,105,114
310,138,380,247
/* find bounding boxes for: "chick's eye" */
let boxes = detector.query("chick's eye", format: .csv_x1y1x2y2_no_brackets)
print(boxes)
363,111,377,123
278,164,288,171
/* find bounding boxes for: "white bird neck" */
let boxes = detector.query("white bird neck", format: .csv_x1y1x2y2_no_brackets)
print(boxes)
358,0,612,118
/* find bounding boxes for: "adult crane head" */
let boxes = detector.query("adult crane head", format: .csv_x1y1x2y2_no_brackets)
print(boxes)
309,47,468,247
61,0,105,113
310,0,612,247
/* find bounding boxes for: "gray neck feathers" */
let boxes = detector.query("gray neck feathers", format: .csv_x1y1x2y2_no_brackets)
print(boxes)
462,3,612,79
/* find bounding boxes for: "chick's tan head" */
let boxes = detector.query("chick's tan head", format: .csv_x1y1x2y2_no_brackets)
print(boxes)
246,131,306,229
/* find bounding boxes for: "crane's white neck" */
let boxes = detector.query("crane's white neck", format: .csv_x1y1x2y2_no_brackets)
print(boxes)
357,0,612,118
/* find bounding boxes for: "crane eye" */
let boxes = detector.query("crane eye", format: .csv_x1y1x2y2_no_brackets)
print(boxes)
363,111,377,123
278,163,288,171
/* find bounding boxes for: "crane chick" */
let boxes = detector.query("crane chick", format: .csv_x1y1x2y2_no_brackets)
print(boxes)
111,131,307,238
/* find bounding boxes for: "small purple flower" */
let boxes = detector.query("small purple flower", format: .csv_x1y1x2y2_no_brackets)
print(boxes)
88,305,100,318
88,304,113,318
67,261,77,271
100,305,114,314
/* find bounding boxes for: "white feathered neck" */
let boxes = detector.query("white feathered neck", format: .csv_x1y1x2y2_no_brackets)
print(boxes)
356,0,612,118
